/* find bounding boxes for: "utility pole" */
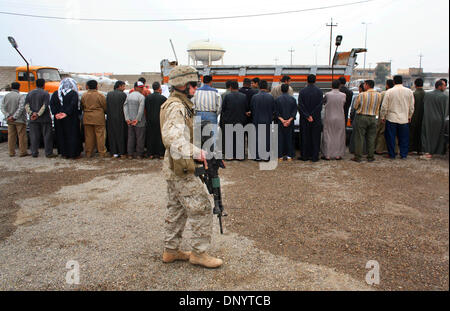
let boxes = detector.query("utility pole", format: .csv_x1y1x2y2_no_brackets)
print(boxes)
288,47,295,65
313,44,319,66
388,59,392,76
169,39,178,64
418,53,424,74
7,36,30,91
362,22,372,74
326,18,338,65
331,35,343,82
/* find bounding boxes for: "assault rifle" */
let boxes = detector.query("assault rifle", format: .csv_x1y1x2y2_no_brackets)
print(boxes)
194,120,227,234
195,156,226,234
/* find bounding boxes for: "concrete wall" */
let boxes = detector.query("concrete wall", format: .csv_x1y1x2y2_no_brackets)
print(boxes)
0,66,17,90
108,73,161,92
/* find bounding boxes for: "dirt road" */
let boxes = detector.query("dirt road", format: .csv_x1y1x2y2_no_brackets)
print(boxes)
0,143,447,290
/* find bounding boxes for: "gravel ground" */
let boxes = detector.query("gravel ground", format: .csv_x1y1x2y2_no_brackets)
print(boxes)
0,142,448,291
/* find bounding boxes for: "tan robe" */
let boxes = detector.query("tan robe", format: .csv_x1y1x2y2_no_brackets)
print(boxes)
322,90,346,158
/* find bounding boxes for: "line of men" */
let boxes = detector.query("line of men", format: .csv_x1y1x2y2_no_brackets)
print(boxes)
192,75,298,161
1,77,168,159
192,74,351,162
192,73,448,162
350,76,448,162
3,74,448,162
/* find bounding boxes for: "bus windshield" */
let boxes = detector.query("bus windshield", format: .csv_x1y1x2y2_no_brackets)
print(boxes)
37,68,61,82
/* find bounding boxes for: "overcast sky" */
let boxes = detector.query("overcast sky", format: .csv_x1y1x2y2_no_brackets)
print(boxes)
0,0,448,75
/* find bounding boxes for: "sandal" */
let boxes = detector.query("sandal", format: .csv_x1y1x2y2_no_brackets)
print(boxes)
420,154,432,160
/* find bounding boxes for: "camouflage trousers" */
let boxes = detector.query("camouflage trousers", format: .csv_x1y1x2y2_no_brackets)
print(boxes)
164,175,214,254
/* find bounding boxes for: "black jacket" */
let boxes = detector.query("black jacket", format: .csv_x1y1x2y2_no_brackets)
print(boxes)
220,91,249,126
275,94,297,123
340,85,353,121
25,87,51,123
239,87,258,105
298,84,323,123
250,91,275,124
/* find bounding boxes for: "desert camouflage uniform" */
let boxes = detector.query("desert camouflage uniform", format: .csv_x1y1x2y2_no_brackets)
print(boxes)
160,89,214,254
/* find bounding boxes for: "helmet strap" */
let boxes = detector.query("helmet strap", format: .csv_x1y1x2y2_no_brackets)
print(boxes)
174,85,193,98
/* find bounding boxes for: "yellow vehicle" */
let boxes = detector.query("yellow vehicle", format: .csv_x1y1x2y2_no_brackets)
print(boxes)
15,66,61,93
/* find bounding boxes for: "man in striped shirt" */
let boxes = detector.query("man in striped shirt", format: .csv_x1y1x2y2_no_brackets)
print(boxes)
192,75,222,150
351,79,382,162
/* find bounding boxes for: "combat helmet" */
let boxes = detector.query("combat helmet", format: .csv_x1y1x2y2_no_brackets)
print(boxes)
168,65,199,87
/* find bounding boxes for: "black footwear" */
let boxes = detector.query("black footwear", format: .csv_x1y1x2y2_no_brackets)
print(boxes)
298,157,310,161
367,158,375,162
46,154,58,158
350,157,362,163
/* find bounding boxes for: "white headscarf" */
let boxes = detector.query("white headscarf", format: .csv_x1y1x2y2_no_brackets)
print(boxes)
58,78,78,105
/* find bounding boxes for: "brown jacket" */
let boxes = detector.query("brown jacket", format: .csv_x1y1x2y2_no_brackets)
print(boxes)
81,90,107,125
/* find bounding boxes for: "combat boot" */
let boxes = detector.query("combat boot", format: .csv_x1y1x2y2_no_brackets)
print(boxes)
162,249,191,263
189,252,223,268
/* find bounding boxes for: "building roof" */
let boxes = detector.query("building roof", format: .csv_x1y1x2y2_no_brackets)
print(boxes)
0,66,17,90
15,66,59,71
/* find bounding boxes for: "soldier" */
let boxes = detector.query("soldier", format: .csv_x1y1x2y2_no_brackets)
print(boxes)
160,65,223,269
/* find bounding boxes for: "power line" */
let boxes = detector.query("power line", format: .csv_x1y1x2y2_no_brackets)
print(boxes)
0,0,375,22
